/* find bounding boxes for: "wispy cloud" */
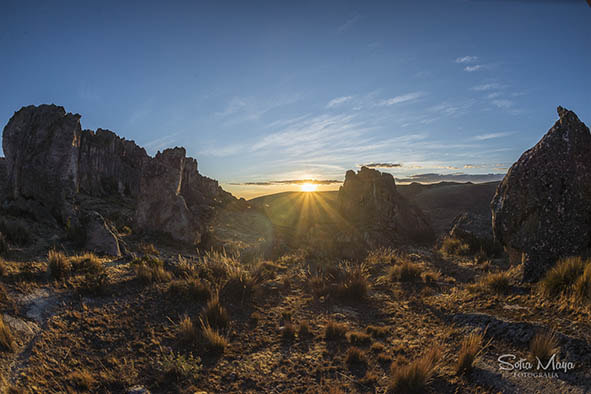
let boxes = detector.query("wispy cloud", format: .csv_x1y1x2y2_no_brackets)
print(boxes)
455,56,478,64
143,132,180,154
338,15,360,33
464,65,484,72
378,92,424,106
327,96,353,108
473,132,514,141
471,83,501,91
491,99,514,109
361,162,402,168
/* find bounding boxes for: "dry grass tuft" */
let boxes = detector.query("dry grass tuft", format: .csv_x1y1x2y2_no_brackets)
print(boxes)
201,320,228,354
539,257,587,298
298,321,313,338
389,260,422,282
573,264,591,302
389,345,442,394
469,271,511,294
178,315,198,345
530,332,559,364
348,331,372,346
366,325,389,338
345,346,368,367
67,369,96,390
325,320,347,341
69,253,102,274
47,249,71,279
0,317,16,352
138,242,159,256
202,296,229,329
370,342,385,353
440,237,470,257
281,322,296,341
456,331,485,375
335,263,370,301
168,278,211,302
134,256,171,284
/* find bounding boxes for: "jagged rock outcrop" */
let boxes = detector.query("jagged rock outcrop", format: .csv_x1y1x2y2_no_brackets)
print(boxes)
1,104,235,248
491,106,591,281
337,166,434,246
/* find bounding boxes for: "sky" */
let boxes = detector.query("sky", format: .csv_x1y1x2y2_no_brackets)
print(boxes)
1,0,590,199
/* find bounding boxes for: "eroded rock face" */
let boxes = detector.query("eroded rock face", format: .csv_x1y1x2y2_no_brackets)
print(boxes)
136,148,198,244
337,166,434,246
491,107,591,281
2,104,235,246
3,105,81,219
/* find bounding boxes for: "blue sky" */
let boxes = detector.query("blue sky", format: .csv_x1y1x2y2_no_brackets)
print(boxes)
1,0,590,198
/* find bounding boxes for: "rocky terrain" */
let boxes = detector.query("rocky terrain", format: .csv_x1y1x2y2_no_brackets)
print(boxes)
0,105,590,393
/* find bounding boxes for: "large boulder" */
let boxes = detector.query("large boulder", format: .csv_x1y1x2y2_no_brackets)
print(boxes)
83,211,121,256
491,107,591,281
337,166,434,246
449,212,492,241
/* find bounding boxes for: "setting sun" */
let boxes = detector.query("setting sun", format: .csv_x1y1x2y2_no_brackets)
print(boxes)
300,183,317,192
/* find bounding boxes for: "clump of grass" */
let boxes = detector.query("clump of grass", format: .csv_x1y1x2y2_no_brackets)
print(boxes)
366,325,389,338
573,264,591,302
359,371,379,386
325,320,347,341
307,275,329,298
134,256,171,284
370,342,385,353
469,271,511,294
456,331,486,375
389,346,442,394
281,322,296,341
298,321,313,338
348,331,371,346
201,320,228,354
139,242,159,256
378,353,393,365
69,252,102,274
79,269,109,296
345,346,367,367
389,260,422,282
530,332,559,365
202,296,229,329
67,369,96,391
334,263,369,301
160,351,202,382
220,269,257,303
178,315,198,345
539,257,587,298
421,270,441,286
168,278,211,302
0,316,16,352
440,237,471,257
47,249,71,279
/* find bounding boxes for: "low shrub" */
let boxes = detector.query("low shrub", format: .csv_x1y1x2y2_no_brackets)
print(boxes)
389,260,422,282
160,351,202,382
439,237,470,257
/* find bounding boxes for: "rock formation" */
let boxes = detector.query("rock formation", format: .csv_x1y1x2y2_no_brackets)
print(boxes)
1,104,234,250
337,166,434,246
491,106,591,281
